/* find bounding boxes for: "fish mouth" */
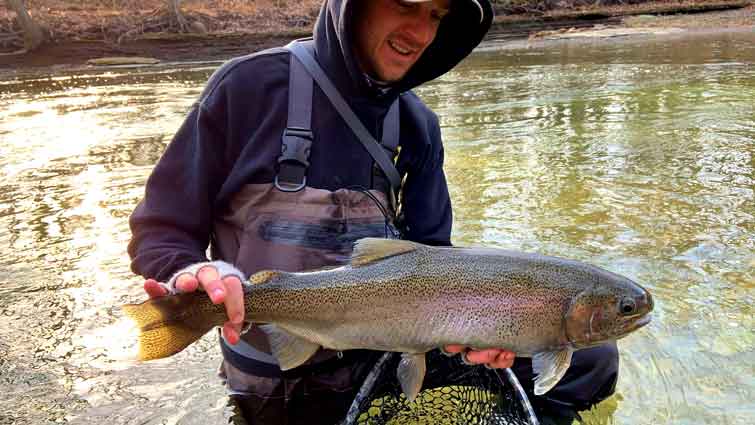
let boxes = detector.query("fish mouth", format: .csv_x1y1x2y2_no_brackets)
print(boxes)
584,311,652,345
617,313,653,339
622,313,652,334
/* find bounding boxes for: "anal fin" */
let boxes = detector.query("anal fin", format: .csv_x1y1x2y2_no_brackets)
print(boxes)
532,347,574,395
259,324,320,370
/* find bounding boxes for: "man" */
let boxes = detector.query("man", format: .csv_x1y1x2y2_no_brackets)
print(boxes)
129,0,618,423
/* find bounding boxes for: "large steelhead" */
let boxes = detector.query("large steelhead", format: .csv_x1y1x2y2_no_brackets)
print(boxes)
123,238,653,400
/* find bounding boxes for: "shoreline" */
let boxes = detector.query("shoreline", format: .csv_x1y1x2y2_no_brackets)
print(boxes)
0,2,752,74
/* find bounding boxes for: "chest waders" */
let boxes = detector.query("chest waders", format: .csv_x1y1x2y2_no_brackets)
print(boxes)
213,40,405,424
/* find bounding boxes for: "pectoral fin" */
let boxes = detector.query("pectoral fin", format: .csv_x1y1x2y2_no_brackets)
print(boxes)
532,348,574,395
259,324,320,370
397,352,426,402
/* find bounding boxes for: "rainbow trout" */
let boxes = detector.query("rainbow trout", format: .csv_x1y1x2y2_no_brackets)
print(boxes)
123,238,653,400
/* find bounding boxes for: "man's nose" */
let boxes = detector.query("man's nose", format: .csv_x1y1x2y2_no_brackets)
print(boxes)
405,16,436,47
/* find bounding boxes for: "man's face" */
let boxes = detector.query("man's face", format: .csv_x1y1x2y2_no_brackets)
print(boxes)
354,0,451,82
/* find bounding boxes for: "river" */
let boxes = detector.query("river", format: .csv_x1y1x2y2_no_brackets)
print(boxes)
0,29,752,424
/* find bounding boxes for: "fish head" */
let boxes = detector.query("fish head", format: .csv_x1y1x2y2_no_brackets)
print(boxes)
565,270,653,348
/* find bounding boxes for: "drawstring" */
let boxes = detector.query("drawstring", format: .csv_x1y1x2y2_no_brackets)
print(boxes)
346,186,402,239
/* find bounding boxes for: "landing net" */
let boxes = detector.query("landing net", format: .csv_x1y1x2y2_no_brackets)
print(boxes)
342,349,538,425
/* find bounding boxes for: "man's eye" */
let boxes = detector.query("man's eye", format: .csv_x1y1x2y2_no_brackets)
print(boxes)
395,0,414,9
431,10,447,21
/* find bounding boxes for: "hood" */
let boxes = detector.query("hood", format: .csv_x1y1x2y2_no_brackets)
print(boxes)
313,0,494,98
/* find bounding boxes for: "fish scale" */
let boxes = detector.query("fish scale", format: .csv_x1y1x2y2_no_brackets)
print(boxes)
249,251,577,354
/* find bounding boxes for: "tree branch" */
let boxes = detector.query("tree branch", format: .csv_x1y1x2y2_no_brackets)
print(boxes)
5,0,46,51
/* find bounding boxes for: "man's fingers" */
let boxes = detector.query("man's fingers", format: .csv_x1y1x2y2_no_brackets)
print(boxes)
195,268,244,324
223,321,242,345
218,275,244,343
464,348,501,365
446,346,517,368
175,273,199,293
488,351,516,369
443,345,466,354
197,265,220,284
223,276,244,325
202,279,226,304
144,279,168,298
196,266,225,303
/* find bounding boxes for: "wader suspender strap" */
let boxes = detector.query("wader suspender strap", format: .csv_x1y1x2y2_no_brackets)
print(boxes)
276,39,402,196
275,47,315,192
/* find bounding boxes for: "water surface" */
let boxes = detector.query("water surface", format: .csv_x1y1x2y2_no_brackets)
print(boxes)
0,29,752,424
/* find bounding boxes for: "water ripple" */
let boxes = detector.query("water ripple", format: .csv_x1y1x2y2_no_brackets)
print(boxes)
0,31,753,424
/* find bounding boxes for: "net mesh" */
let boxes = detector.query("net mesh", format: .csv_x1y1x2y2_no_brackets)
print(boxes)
345,350,535,425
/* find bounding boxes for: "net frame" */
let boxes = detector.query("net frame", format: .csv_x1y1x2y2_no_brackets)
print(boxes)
342,350,540,425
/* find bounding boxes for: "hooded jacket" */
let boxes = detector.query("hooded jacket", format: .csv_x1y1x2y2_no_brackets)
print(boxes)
128,0,494,281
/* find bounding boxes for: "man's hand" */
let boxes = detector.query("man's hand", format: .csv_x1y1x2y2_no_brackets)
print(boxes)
443,344,515,369
143,265,245,344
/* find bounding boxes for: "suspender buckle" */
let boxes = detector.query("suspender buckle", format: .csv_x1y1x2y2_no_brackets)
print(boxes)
275,127,313,192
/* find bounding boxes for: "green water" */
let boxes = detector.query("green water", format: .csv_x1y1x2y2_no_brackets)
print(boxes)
0,29,752,424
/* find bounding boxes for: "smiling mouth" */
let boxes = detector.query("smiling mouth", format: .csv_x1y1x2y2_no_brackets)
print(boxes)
388,40,414,57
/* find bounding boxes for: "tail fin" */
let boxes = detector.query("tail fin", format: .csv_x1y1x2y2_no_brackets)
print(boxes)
122,293,217,361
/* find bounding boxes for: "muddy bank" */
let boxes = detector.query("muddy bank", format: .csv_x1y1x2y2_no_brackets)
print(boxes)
0,30,309,71
0,2,753,73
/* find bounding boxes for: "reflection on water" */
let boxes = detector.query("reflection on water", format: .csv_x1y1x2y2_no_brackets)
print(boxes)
0,30,753,424
0,64,229,425
422,30,754,425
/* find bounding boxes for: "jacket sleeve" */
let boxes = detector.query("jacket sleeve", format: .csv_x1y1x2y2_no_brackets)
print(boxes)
399,112,453,247
128,97,230,281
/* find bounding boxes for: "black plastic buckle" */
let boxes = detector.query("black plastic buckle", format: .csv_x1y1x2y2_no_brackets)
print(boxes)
275,127,313,192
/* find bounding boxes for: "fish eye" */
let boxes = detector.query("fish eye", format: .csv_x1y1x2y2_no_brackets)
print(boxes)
619,298,636,315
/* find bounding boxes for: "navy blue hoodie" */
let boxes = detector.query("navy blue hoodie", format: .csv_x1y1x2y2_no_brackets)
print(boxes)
128,0,494,281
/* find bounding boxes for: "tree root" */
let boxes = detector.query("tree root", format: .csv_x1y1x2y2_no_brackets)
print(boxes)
0,48,28,56
0,31,23,49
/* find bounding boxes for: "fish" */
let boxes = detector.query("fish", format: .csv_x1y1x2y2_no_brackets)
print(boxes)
123,238,653,401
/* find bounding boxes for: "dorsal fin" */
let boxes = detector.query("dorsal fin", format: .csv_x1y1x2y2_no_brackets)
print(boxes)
248,270,280,285
350,238,420,267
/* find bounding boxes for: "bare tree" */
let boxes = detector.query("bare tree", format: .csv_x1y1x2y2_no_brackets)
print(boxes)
168,0,206,33
169,0,189,32
5,0,46,52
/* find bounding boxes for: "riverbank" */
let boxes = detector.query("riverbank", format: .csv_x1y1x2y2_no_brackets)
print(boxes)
0,0,753,72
